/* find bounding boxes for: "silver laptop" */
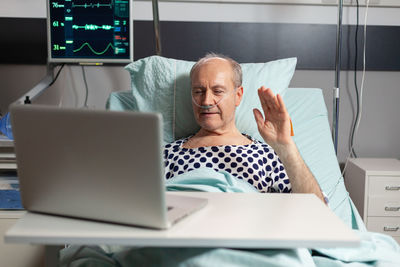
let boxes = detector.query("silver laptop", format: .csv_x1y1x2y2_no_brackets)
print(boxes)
10,104,207,229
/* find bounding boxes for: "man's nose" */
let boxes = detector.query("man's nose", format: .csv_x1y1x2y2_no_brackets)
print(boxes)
201,90,214,105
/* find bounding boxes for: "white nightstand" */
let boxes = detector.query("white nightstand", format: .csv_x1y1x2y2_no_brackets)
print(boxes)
345,158,400,244
0,210,44,267
1,170,44,266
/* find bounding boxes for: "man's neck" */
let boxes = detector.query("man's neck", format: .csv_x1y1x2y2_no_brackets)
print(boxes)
183,127,252,148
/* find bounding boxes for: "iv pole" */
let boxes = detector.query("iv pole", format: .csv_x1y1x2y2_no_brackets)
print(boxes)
152,0,162,56
333,0,343,155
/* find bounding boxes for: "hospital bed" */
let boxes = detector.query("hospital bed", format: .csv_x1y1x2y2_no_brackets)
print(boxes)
61,56,400,266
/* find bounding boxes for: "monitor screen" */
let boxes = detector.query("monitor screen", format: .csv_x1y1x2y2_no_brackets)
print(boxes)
47,0,133,63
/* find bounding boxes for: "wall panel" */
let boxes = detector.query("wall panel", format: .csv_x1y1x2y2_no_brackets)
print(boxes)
1,18,400,71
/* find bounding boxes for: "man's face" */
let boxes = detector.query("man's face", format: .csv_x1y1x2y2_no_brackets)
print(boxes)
191,59,243,133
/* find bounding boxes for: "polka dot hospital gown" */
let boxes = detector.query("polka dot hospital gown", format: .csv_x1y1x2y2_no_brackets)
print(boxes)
163,135,292,193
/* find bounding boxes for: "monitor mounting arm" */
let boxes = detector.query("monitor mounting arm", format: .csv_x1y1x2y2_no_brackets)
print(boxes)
13,63,57,105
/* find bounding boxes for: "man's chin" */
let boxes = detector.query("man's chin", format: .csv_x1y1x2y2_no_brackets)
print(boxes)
200,112,219,116
197,121,222,132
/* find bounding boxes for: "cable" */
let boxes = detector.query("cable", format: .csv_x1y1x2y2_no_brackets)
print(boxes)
346,0,369,159
48,63,65,87
349,0,360,158
351,0,369,155
173,59,177,140
81,66,89,108
329,0,371,199
58,66,68,107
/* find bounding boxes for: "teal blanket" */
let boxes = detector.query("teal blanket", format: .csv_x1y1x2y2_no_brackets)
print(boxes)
60,169,400,267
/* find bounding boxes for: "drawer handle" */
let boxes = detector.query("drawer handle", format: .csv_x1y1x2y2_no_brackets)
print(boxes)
385,207,400,211
385,186,400,191
384,226,399,232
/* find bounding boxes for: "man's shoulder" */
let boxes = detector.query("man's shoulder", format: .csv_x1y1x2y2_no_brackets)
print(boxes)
242,134,269,147
164,136,192,149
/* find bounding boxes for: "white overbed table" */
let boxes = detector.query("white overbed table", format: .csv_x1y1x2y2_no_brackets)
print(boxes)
5,192,360,265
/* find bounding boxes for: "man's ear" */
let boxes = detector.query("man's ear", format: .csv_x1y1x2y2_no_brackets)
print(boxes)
235,86,244,107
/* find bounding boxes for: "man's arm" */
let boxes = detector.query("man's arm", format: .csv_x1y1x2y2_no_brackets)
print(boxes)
271,141,326,202
253,86,326,203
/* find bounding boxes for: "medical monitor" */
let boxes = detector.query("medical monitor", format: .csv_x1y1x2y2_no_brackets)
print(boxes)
47,0,133,64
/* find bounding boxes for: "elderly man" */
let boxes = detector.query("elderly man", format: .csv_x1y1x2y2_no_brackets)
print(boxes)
164,53,326,203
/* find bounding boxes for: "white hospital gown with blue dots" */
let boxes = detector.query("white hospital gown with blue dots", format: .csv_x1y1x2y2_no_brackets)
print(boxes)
163,135,291,193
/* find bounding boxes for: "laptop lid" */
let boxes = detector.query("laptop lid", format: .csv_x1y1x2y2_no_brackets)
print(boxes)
10,104,169,229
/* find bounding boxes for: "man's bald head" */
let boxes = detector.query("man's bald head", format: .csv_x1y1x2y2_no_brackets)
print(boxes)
190,53,242,88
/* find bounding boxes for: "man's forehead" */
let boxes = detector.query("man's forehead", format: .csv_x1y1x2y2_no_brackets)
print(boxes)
191,57,235,88
201,57,229,64
194,58,232,75
199,57,230,69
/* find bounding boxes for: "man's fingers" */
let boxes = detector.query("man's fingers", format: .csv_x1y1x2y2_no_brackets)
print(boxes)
253,108,264,129
266,89,280,110
260,87,280,111
258,88,269,115
276,93,287,114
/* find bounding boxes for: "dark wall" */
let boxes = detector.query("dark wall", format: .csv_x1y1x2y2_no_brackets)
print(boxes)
1,18,399,70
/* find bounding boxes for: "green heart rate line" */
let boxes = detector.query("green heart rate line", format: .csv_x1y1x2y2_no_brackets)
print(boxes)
73,42,115,55
72,24,114,30
72,2,113,9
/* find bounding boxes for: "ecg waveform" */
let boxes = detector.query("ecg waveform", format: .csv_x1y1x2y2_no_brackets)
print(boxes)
73,42,115,55
72,1,113,9
72,24,114,30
